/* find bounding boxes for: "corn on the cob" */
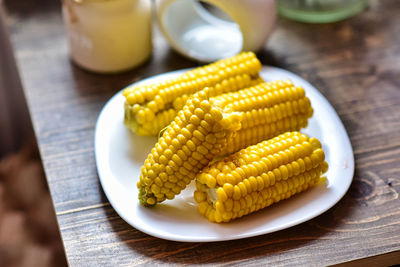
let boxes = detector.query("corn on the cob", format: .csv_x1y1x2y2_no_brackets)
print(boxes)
137,79,315,206
123,52,263,136
137,88,243,206
194,132,328,223
212,80,313,154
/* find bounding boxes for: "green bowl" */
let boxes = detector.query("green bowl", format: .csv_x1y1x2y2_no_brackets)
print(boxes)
277,0,370,23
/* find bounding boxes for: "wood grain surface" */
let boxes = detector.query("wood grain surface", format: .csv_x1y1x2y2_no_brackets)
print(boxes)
5,0,400,266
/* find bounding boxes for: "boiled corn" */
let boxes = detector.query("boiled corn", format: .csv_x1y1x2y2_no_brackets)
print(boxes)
137,88,243,206
194,132,328,223
212,80,313,154
123,52,262,136
138,79,315,206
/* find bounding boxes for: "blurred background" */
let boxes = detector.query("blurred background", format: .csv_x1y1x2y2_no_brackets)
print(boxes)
0,1,68,266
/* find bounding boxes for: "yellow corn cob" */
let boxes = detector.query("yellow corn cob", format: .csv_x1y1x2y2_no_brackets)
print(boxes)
194,132,328,223
123,52,263,136
212,80,313,154
138,79,314,206
138,88,243,206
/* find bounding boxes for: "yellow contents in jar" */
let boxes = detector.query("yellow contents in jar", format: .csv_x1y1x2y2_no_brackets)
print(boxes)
62,0,152,73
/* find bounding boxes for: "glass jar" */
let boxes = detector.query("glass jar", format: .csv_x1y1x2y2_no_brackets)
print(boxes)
277,0,369,23
62,0,152,73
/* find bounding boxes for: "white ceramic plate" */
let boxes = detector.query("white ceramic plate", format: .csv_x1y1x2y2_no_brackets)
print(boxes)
95,66,354,242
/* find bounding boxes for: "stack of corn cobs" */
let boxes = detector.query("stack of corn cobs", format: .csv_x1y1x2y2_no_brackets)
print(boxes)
123,52,328,223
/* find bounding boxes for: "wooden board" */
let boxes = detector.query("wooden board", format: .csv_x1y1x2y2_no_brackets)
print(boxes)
5,0,400,265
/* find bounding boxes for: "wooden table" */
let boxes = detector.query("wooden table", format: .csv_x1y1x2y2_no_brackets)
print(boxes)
5,0,400,265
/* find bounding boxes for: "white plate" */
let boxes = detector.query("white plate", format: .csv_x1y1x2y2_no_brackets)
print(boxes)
95,66,354,242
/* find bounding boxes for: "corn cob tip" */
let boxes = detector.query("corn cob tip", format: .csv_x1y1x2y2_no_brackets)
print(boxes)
138,186,156,207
